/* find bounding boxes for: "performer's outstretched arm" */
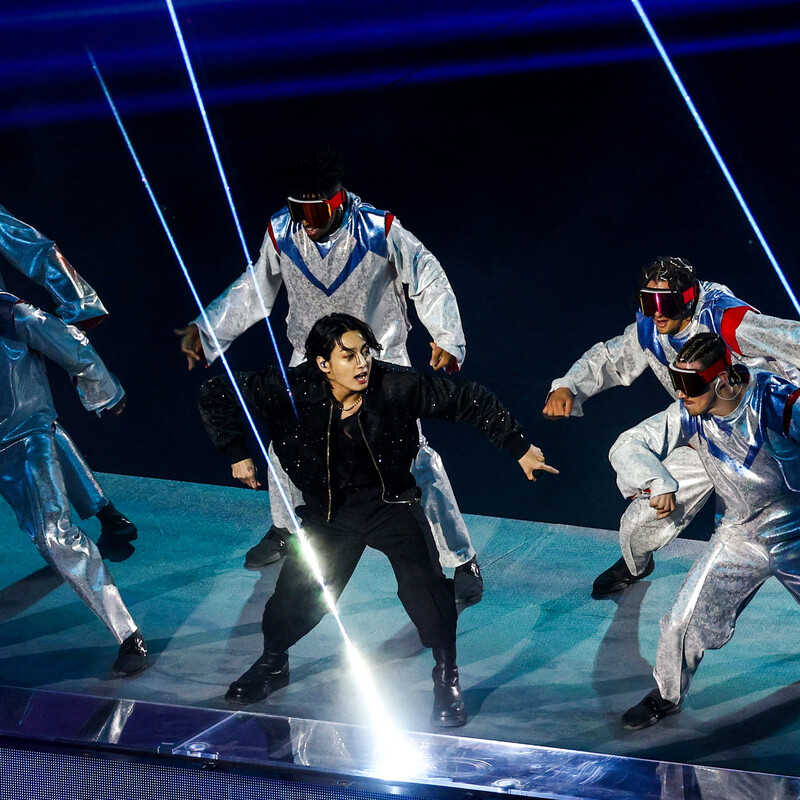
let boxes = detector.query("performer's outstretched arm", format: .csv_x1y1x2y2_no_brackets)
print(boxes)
543,322,650,418
2,296,124,413
0,204,107,327
388,219,466,371
177,230,284,369
722,308,800,371
411,370,558,478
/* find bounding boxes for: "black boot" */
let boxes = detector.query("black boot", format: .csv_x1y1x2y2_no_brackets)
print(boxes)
226,649,290,705
431,646,467,727
111,630,149,677
96,502,137,562
592,555,654,597
454,556,483,610
96,502,138,541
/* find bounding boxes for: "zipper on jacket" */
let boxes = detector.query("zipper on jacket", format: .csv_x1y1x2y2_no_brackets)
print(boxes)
357,410,413,506
325,401,333,522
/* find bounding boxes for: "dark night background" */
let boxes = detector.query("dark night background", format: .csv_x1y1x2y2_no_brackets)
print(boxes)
1,0,798,539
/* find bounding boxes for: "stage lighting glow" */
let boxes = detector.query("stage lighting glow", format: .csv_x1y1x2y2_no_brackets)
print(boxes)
631,0,800,316
90,51,423,764
164,0,297,417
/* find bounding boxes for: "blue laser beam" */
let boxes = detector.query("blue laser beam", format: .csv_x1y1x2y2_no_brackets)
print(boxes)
164,0,297,415
630,0,800,316
89,50,412,764
88,48,299,525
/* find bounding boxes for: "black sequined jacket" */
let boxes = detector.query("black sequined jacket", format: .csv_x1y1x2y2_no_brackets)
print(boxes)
198,359,530,520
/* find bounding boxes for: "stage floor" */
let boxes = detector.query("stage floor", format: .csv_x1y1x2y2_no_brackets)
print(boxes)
3,473,800,779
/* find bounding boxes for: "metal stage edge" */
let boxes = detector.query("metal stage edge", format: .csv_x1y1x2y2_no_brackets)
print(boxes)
2,684,800,800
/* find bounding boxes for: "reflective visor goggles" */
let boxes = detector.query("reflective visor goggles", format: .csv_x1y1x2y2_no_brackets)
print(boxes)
639,285,698,319
287,189,346,227
668,351,731,397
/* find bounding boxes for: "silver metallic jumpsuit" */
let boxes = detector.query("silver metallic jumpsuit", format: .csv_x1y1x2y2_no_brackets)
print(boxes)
0,293,137,643
609,369,800,705
194,193,473,566
0,204,112,522
549,281,800,574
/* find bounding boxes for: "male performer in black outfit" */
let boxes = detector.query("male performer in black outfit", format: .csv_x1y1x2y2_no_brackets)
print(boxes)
199,313,556,727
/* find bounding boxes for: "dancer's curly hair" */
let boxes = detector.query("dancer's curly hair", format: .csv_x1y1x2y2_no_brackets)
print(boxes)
286,150,347,198
638,256,700,318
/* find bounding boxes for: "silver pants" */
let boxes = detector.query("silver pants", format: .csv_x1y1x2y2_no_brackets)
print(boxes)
654,532,800,705
266,425,475,568
620,445,714,575
0,430,137,643
53,422,107,518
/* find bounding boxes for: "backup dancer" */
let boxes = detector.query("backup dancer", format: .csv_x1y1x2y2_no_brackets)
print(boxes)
198,313,556,726
0,203,138,559
542,256,800,596
176,152,482,606
609,333,800,729
0,291,148,676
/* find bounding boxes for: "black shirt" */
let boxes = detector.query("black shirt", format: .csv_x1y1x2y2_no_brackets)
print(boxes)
332,410,381,499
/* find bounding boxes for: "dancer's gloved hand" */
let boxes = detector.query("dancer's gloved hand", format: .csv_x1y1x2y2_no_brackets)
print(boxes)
542,387,574,418
429,342,455,371
232,457,262,490
174,323,205,370
650,492,676,519
102,395,127,417
518,445,559,481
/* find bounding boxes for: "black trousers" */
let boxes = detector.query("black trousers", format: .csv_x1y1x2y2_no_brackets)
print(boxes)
261,489,457,652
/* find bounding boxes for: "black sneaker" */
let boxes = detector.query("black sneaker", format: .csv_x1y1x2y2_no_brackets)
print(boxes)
592,555,654,597
245,526,289,569
454,556,483,609
96,502,138,541
622,688,680,730
111,630,149,677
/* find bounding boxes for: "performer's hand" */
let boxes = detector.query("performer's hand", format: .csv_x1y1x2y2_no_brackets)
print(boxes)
542,387,574,419
103,396,126,417
232,458,261,490
429,342,455,371
518,445,560,481
649,492,676,519
174,323,205,370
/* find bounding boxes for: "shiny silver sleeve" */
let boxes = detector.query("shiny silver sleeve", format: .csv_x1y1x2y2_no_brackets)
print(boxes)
13,302,124,412
194,230,284,364
388,219,466,367
734,310,800,370
608,403,685,499
549,322,649,416
0,204,107,325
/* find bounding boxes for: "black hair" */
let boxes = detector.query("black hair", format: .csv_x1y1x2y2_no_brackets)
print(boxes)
676,332,744,385
676,332,725,367
285,150,347,198
305,313,383,364
639,256,700,318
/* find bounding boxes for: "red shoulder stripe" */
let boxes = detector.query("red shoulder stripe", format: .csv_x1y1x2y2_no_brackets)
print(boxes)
719,305,753,354
385,213,395,237
267,221,280,255
784,388,800,436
